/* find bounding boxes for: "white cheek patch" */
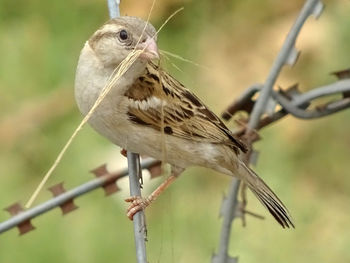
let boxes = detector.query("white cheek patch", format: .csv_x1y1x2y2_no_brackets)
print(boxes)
129,96,166,111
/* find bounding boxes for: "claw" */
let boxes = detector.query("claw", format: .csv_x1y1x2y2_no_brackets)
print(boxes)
125,196,152,220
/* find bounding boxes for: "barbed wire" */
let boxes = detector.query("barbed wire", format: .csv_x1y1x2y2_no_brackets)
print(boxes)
0,158,161,235
213,0,350,262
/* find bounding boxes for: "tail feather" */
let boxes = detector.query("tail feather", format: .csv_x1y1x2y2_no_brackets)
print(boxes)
239,162,295,228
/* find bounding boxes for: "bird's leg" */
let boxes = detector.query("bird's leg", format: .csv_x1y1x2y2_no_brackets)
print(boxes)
125,166,183,220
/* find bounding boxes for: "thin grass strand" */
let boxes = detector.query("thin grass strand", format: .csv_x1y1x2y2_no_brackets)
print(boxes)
160,49,209,70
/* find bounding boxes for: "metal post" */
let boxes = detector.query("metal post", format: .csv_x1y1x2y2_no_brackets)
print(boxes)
127,152,148,263
212,179,240,263
107,0,120,19
106,1,148,262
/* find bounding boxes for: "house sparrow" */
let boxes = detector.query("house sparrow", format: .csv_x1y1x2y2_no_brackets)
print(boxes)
74,16,294,228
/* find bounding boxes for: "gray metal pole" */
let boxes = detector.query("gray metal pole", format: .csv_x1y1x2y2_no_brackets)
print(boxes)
107,0,120,19
212,179,240,263
127,152,148,263
106,1,148,262
248,0,323,129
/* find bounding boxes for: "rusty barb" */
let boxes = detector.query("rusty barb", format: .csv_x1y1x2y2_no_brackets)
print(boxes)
222,68,350,139
0,158,162,236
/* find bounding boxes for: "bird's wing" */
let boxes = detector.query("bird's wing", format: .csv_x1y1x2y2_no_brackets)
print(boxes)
124,62,248,153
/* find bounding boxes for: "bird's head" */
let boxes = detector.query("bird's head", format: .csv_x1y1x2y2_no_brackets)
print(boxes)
88,16,159,67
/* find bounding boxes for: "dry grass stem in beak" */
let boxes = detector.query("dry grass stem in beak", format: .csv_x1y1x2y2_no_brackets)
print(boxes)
137,37,159,60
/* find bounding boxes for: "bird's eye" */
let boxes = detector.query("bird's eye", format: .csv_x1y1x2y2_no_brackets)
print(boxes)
119,30,128,41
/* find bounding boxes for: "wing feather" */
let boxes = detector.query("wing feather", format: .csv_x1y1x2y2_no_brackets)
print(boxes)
125,62,248,153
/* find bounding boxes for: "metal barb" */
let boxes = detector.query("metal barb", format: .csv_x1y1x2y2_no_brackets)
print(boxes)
4,203,35,235
48,183,79,215
91,164,122,195
222,84,260,120
332,68,350,80
148,161,163,178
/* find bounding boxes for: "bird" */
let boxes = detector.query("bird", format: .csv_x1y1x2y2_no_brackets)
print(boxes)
74,16,294,228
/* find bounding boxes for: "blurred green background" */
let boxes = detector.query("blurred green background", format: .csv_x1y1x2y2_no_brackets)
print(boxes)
1,0,350,262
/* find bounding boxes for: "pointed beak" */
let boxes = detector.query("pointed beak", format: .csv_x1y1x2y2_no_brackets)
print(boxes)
136,37,159,60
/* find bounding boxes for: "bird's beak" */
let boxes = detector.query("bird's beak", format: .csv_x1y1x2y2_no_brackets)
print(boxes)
136,37,159,60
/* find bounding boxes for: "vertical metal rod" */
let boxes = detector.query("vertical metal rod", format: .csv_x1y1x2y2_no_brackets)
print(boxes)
106,1,148,262
127,152,148,263
248,0,322,129
213,179,240,263
107,0,120,19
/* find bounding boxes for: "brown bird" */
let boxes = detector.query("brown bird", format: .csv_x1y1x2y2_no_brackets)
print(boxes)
74,16,294,228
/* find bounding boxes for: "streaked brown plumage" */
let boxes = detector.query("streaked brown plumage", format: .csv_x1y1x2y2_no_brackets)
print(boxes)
126,62,248,154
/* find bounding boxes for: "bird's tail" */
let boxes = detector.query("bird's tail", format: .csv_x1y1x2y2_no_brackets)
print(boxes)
238,161,294,228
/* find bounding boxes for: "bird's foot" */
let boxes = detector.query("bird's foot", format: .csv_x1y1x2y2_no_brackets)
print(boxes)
125,196,152,220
